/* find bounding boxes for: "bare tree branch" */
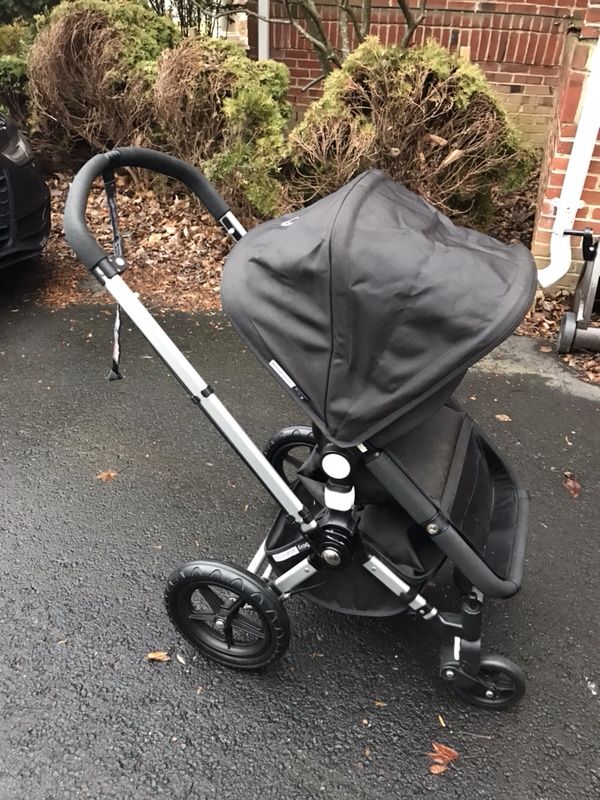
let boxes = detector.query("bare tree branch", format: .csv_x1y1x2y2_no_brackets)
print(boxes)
338,3,350,59
360,0,371,39
339,0,364,47
280,0,342,72
397,0,427,49
301,72,326,91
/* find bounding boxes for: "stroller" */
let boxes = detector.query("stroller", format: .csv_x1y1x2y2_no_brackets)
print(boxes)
64,148,537,710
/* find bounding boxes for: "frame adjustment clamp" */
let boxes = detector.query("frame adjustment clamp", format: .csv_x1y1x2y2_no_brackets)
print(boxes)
93,255,127,282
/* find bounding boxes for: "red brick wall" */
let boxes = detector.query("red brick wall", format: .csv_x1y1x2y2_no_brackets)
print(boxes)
269,1,588,144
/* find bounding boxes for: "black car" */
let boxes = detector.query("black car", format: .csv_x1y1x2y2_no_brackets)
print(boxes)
0,114,50,268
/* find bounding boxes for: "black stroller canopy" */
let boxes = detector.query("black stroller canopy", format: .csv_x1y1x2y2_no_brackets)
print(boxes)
221,170,537,447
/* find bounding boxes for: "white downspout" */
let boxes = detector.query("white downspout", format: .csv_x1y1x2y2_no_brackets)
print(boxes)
538,38,600,288
257,0,270,60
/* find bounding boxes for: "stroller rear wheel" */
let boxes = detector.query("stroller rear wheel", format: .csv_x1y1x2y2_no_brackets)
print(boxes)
165,560,290,670
451,654,526,710
264,426,315,486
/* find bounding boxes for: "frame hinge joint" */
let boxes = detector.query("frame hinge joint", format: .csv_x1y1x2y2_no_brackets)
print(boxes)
424,512,450,536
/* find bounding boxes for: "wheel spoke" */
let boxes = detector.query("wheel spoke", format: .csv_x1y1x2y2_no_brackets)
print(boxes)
230,613,266,639
283,453,306,470
195,586,223,613
224,625,233,648
188,610,217,622
223,595,245,617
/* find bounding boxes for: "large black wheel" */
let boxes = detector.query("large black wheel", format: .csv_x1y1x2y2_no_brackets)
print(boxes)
452,654,526,710
165,560,290,670
264,426,316,486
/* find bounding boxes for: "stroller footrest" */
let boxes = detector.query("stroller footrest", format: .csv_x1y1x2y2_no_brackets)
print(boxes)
446,431,529,597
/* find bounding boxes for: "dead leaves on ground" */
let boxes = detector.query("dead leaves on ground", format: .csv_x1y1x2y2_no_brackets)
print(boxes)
563,471,582,498
517,293,600,385
96,468,118,483
145,650,190,665
427,741,459,775
31,175,237,313
494,413,512,422
145,650,171,663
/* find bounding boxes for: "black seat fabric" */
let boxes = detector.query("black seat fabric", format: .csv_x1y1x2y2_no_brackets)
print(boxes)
378,404,471,507
376,404,527,582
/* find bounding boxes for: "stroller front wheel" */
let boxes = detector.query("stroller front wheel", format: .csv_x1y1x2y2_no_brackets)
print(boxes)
451,654,526,710
165,560,290,670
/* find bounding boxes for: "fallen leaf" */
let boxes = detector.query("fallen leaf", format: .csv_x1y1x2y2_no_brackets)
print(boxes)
176,654,186,665
429,764,448,775
372,699,387,708
563,471,581,498
428,133,448,146
438,714,446,727
145,650,171,663
96,469,118,483
494,414,512,422
539,345,553,353
362,745,371,758
430,742,459,762
427,741,459,775
440,148,464,168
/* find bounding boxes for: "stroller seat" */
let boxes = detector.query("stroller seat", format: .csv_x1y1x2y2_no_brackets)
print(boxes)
375,404,528,587
266,402,528,615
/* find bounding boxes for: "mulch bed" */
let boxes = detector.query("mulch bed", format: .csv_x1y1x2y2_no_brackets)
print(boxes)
18,174,599,385
29,175,235,312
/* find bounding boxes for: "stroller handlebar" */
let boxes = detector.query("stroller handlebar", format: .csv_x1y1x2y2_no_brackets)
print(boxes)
64,147,231,271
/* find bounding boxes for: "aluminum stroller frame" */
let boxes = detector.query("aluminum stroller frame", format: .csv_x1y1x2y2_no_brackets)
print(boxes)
65,147,530,709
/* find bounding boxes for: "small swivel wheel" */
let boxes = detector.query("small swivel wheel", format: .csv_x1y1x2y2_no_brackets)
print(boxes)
451,654,526,710
264,426,316,486
556,312,577,354
165,560,290,670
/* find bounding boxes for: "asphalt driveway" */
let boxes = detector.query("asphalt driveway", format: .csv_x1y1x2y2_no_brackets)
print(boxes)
0,279,598,799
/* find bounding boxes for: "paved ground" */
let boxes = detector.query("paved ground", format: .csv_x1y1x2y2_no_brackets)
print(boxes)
0,275,599,799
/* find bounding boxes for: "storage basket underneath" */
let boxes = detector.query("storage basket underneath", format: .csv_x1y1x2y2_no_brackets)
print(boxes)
265,485,446,617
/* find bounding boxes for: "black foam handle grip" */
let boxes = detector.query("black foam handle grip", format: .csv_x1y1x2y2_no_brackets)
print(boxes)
64,147,230,270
